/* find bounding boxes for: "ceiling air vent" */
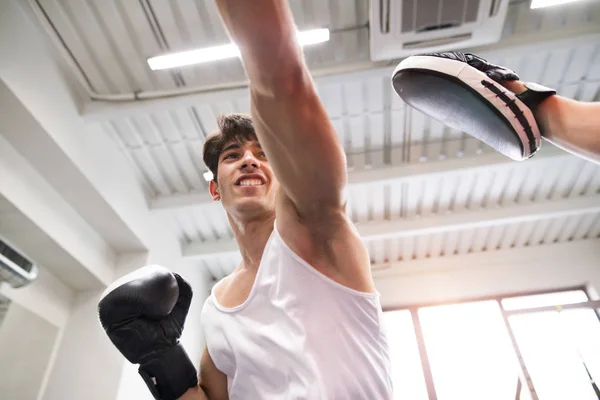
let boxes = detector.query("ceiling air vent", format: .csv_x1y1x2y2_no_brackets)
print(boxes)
370,0,510,61
0,239,39,288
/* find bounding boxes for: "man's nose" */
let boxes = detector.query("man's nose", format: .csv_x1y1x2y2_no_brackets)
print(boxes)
240,151,260,169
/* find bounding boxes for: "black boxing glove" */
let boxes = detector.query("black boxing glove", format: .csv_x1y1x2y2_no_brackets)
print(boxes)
98,265,198,400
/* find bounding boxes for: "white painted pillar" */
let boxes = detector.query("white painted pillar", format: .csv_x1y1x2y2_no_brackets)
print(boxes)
41,289,125,400
0,302,60,400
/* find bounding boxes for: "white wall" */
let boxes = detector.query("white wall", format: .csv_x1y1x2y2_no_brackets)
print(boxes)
0,255,74,400
42,289,128,400
375,239,600,308
0,302,60,400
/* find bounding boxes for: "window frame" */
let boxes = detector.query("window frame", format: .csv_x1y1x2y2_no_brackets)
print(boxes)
382,285,600,400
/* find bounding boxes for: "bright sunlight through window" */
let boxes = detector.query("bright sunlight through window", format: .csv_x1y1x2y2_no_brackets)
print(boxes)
383,289,600,400
381,310,429,400
419,301,519,400
505,291,600,400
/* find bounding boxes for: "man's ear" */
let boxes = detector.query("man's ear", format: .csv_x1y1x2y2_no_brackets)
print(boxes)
209,180,220,201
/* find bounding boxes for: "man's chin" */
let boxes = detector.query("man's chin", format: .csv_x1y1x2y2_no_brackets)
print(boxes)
235,196,268,209
227,198,274,219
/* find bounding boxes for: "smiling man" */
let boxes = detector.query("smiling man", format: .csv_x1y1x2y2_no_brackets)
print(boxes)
187,0,394,397
193,114,392,399
193,66,392,400
98,0,393,399
202,115,279,224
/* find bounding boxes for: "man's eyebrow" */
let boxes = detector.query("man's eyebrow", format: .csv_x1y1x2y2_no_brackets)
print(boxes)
221,143,241,154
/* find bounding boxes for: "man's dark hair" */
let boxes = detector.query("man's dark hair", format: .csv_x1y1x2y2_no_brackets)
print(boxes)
202,114,257,181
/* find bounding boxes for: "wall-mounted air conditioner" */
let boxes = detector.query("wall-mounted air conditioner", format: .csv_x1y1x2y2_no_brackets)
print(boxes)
0,238,39,288
370,0,510,61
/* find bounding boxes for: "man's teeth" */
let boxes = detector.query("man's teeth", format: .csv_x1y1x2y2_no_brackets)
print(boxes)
239,179,263,186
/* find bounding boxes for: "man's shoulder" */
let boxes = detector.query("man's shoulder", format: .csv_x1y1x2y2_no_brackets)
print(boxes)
213,273,236,298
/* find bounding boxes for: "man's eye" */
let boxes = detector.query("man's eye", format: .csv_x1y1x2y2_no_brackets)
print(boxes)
224,153,238,160
258,152,267,158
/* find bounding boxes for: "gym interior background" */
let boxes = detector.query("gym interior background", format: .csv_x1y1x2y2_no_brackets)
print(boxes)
0,0,599,399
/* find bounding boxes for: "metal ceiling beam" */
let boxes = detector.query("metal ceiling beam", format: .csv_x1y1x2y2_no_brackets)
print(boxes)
80,32,600,122
0,135,116,290
151,144,568,211
374,238,600,308
182,193,600,260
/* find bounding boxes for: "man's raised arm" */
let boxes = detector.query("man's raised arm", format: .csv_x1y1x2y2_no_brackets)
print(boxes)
214,0,347,218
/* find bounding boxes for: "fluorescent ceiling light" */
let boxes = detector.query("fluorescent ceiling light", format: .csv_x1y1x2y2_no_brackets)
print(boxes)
530,0,585,9
148,28,330,71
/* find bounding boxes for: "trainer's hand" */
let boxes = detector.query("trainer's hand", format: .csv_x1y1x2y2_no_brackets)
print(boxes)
450,52,557,111
98,265,198,400
423,51,520,83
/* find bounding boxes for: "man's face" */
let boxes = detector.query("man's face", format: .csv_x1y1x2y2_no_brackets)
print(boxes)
209,139,278,218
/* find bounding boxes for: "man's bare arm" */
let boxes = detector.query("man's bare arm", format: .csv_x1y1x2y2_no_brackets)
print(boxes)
178,386,208,400
200,347,229,400
537,96,600,163
214,0,347,218
178,347,228,400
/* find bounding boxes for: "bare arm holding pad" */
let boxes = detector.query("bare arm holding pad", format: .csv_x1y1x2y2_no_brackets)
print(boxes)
392,52,600,164
503,80,600,163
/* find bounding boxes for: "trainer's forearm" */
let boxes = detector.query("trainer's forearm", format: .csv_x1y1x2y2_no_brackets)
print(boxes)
503,80,600,163
536,95,600,162
214,0,307,92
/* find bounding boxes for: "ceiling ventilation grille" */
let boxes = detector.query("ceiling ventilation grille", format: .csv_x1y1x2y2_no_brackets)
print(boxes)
370,0,510,61
0,239,38,288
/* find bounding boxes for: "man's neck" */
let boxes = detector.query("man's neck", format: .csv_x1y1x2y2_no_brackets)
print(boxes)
228,213,275,271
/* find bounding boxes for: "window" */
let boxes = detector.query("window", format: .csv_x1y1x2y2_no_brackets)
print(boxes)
382,310,429,400
383,289,600,400
419,301,519,400
504,291,600,400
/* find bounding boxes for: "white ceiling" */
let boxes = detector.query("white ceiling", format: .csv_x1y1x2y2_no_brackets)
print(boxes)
34,0,371,94
31,0,600,96
4,0,599,284
94,29,600,279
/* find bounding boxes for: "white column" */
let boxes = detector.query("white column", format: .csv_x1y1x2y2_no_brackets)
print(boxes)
41,289,126,400
0,302,60,400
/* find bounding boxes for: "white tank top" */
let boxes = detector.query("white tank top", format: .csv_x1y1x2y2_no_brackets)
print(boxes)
201,225,393,400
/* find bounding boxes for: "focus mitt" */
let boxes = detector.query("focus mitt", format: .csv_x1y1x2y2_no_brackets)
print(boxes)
392,52,556,161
